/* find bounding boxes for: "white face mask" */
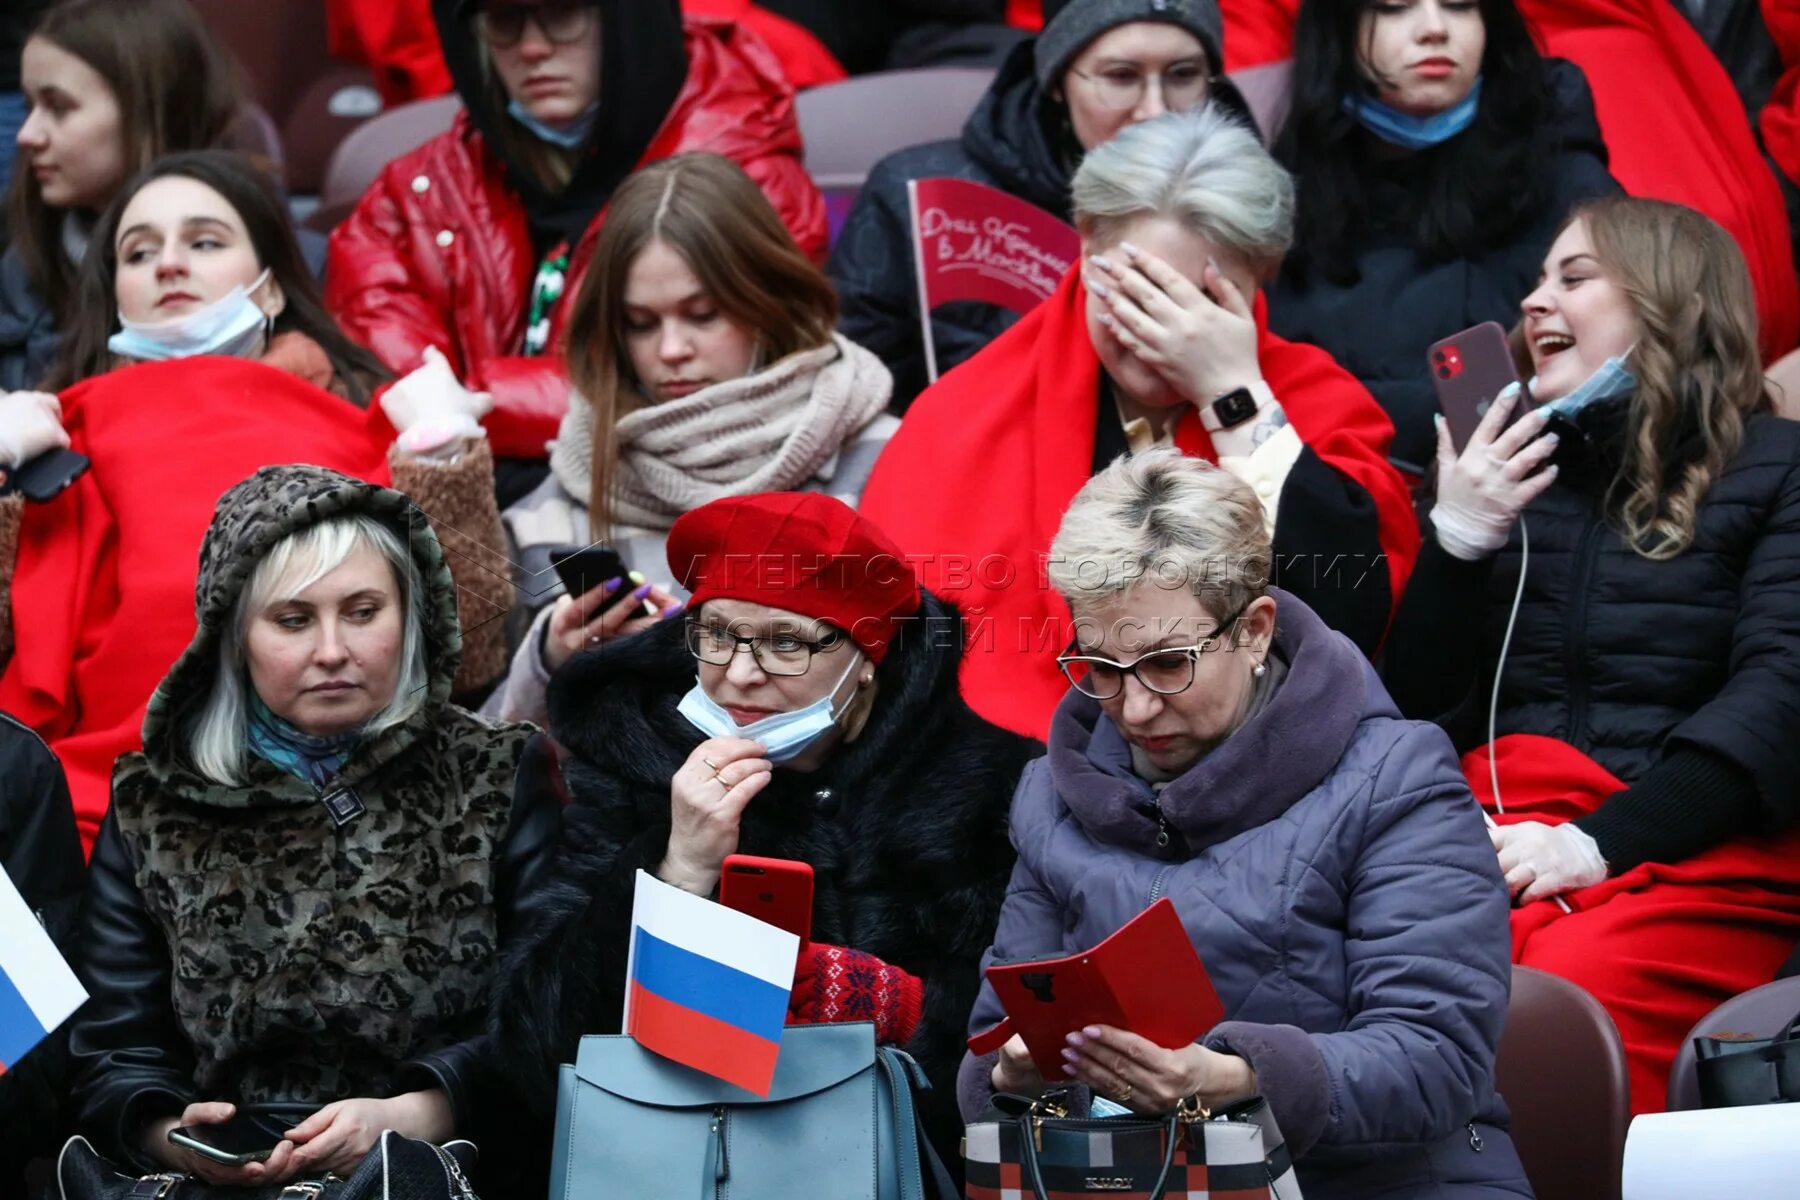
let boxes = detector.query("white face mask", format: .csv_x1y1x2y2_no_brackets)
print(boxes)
677,654,863,765
108,269,274,362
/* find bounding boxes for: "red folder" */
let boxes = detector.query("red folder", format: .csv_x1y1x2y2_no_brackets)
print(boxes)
967,899,1225,1080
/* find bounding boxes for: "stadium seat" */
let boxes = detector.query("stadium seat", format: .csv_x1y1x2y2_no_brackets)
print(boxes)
191,0,332,130
794,67,996,193
283,66,385,194
305,94,463,233
1666,975,1800,1111
1494,965,1630,1200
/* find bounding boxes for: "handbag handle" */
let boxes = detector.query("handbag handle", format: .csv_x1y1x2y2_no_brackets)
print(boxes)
1016,1109,1183,1200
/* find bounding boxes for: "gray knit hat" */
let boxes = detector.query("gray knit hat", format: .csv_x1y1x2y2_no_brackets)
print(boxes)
1034,0,1225,91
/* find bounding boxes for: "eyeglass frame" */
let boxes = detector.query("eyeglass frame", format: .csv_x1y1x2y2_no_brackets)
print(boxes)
1065,59,1213,114
479,1,598,49
684,617,848,678
1055,603,1248,700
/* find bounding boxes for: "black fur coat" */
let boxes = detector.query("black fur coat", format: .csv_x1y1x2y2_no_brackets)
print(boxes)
489,592,1040,1182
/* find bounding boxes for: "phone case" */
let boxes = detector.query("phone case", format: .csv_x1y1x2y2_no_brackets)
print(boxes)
1429,322,1525,454
548,544,633,613
719,854,814,947
973,898,1225,1080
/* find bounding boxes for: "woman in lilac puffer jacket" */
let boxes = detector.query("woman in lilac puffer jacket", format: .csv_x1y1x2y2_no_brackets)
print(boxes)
959,449,1533,1199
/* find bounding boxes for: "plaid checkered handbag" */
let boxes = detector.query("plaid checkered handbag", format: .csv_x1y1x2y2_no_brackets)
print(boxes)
963,1092,1304,1200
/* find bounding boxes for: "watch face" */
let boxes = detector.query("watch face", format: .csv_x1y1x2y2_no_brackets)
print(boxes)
1214,388,1258,428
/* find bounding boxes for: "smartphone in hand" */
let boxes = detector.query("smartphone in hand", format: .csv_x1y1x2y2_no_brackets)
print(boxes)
1429,322,1528,454
548,543,633,614
167,1110,295,1166
720,854,814,950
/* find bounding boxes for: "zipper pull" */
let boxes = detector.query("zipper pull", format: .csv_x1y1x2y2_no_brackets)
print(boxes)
1156,811,1171,849
1467,1122,1484,1152
707,1106,730,1184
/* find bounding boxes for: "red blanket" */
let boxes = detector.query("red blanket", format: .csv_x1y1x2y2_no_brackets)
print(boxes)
1217,0,1800,362
0,359,390,852
1464,734,1800,1112
1760,1,1800,192
858,268,1416,739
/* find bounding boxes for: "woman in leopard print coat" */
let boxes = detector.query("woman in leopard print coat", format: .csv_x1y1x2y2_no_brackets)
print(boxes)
66,464,558,1190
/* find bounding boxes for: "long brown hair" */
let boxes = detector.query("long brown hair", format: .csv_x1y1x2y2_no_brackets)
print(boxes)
5,0,240,324
1569,197,1768,560
46,151,390,406
562,153,839,533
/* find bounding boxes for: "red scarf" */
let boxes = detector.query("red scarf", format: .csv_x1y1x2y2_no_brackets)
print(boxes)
859,269,1416,740
1761,2,1800,199
0,358,390,852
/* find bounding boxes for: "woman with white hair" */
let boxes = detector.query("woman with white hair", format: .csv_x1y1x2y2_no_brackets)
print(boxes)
67,464,555,1190
861,106,1418,739
959,449,1531,1200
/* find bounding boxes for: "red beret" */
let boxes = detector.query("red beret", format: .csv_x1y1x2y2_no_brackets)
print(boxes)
667,493,922,663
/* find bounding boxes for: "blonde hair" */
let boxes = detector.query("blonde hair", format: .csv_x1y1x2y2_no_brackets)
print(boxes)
186,515,430,785
1571,197,1769,560
1049,449,1271,620
1070,107,1294,278
562,153,838,536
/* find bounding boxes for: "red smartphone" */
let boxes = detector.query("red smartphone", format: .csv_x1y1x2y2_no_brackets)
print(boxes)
719,854,813,949
1429,321,1527,454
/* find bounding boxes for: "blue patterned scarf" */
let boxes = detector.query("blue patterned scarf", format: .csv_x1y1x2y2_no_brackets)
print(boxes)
247,693,362,791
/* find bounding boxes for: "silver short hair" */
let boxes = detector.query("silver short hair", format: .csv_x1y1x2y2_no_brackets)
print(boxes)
1070,106,1295,277
1048,449,1271,622
187,514,430,785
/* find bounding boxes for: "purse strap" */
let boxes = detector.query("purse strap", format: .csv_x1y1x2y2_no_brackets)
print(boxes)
876,1047,960,1200
1016,1110,1183,1200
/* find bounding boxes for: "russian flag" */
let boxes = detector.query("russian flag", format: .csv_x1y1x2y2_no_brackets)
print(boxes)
623,871,799,1097
0,867,86,1076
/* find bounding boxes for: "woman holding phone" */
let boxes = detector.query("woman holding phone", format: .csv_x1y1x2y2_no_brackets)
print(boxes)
1383,196,1800,1113
960,449,1528,1198
490,491,1038,1192
67,464,556,1189
482,153,896,728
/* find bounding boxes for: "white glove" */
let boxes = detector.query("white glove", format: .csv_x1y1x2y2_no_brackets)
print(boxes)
1429,387,1560,561
1490,820,1608,904
381,346,492,457
0,390,70,470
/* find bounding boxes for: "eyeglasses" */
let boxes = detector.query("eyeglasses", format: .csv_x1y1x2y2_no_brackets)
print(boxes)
1068,61,1211,114
685,619,845,678
480,1,597,49
1056,606,1246,701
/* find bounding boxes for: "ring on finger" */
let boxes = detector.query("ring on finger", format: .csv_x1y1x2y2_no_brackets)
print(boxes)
1116,1082,1133,1104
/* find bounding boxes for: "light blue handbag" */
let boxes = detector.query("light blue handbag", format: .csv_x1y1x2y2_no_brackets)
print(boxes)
547,1021,954,1200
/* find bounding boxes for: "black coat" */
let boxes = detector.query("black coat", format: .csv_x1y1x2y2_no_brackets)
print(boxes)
1265,60,1620,475
0,712,84,1190
1384,404,1800,863
489,593,1039,1185
828,40,1252,410
0,247,59,393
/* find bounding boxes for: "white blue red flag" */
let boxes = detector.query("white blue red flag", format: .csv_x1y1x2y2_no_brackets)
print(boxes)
623,870,799,1096
0,866,86,1075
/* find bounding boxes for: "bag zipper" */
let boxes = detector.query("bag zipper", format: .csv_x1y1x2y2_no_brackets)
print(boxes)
430,1142,477,1199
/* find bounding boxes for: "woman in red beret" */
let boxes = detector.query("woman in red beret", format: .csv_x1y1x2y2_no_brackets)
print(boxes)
488,491,1039,1192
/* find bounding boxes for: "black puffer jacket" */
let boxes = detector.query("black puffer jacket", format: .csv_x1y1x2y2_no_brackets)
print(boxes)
1265,60,1619,475
489,593,1039,1188
0,711,84,1190
829,40,1251,410
1384,403,1800,868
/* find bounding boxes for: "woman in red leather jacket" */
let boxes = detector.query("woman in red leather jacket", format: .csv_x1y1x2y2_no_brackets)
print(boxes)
325,0,827,500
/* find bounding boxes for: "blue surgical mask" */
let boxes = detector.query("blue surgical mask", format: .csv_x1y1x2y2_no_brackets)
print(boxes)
677,654,863,765
506,99,598,149
1343,78,1482,151
1535,351,1638,420
108,269,274,362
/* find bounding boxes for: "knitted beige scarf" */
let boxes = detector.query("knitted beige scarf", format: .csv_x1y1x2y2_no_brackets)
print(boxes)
549,333,891,528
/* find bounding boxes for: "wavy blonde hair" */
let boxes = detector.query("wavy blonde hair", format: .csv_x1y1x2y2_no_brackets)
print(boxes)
1569,197,1769,560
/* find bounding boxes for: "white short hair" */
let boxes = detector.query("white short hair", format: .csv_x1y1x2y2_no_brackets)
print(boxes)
1048,449,1271,621
1070,106,1295,277
186,513,430,785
